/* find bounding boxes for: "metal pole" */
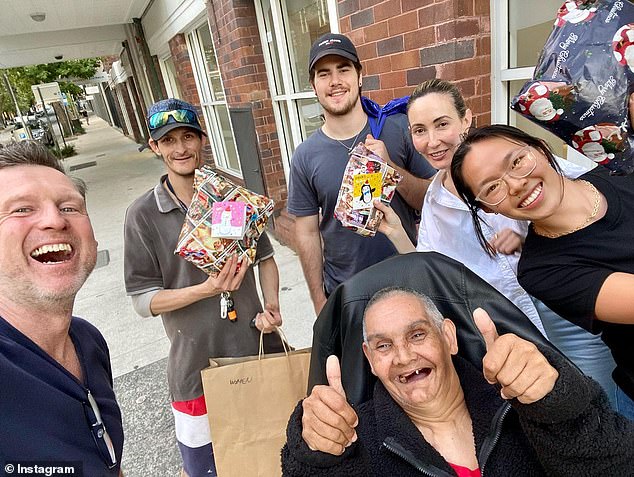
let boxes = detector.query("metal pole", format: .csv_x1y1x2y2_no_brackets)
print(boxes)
51,104,67,148
36,86,60,151
3,72,32,139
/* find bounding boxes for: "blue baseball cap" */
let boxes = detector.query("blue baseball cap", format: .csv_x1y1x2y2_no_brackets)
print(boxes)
146,98,206,141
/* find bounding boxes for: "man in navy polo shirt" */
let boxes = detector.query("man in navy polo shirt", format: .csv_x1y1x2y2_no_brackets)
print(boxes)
0,141,123,475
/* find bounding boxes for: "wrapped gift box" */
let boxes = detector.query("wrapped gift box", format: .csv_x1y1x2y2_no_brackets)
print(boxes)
511,0,634,174
175,165,274,276
334,143,402,237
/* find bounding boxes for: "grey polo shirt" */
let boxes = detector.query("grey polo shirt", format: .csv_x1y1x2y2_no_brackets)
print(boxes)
123,176,281,402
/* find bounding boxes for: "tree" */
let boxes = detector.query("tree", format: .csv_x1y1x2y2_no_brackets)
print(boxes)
0,58,100,116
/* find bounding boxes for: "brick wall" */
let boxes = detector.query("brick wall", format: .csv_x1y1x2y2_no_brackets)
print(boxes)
340,0,491,126
119,80,143,142
205,0,287,207
168,33,214,164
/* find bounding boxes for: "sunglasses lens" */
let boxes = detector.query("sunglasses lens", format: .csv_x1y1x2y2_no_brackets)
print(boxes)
148,109,197,129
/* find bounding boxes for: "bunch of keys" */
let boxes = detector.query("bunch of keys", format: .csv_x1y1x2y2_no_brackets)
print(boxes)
220,291,238,322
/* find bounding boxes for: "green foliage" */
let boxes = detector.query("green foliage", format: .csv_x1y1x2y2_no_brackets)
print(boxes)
71,119,85,135
49,144,77,158
0,58,100,115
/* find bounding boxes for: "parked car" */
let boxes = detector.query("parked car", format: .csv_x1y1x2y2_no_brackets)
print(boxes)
30,120,54,146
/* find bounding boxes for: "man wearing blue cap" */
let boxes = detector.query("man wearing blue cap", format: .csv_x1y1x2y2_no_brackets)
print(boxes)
123,98,285,476
288,33,437,316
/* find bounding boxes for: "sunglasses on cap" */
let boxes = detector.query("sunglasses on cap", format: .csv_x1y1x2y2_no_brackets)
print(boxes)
148,109,199,130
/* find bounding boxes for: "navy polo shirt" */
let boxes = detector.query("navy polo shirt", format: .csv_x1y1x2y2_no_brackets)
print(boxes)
0,316,124,476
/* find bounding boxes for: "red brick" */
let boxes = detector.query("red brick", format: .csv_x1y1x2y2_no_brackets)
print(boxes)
402,0,433,13
434,61,453,80
365,56,392,75
418,1,454,29
348,29,365,45
381,70,406,88
370,89,396,105
388,11,419,36
455,0,474,17
480,15,491,34
357,42,378,60
455,18,480,37
363,21,389,42
476,75,491,96
390,50,420,70
340,16,352,33
374,0,402,22
454,78,475,99
475,0,490,15
479,54,491,74
436,21,456,42
403,27,435,50
454,57,481,78
478,35,491,56
393,86,414,98
360,0,381,9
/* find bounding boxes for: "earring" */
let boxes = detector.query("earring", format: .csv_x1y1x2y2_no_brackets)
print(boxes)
459,131,468,142
359,83,362,87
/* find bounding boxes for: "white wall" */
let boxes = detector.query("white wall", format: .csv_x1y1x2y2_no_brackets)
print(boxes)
142,0,207,58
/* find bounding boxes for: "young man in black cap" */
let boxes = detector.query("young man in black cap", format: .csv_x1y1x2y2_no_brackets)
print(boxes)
123,98,284,476
287,33,436,315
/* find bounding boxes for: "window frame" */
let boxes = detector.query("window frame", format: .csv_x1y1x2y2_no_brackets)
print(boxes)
186,19,242,176
254,0,338,181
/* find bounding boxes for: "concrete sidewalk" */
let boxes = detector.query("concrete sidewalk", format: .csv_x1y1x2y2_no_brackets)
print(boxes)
64,116,313,475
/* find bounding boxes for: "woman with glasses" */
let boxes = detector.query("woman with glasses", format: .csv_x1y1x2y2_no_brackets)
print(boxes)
375,80,618,409
451,124,634,419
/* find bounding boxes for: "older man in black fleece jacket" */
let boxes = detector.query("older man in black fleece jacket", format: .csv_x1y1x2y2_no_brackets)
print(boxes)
282,288,634,476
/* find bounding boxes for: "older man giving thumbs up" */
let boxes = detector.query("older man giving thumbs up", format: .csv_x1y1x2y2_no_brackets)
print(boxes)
282,287,634,476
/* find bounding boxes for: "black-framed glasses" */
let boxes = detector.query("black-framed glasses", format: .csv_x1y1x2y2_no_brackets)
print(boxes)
84,390,117,470
475,146,537,206
148,109,199,130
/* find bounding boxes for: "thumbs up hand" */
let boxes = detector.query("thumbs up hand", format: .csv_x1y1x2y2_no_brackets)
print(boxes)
474,308,559,404
302,355,359,455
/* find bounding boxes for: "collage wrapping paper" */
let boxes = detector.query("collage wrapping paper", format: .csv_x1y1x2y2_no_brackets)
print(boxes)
175,165,274,276
334,143,402,237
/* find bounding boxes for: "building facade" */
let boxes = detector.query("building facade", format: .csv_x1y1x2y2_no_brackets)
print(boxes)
100,0,591,245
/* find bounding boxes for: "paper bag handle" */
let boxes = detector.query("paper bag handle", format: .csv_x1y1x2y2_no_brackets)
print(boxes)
258,326,290,360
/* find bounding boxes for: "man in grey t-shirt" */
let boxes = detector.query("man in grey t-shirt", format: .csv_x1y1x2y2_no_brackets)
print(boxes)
124,98,284,477
288,33,436,315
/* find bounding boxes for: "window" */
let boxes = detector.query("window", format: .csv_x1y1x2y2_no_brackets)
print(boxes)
491,0,595,167
188,22,241,175
160,56,183,99
255,0,338,178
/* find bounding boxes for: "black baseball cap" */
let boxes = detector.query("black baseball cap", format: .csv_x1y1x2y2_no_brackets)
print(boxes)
308,33,360,72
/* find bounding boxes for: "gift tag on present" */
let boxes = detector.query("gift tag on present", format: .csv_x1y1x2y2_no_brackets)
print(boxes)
211,201,247,239
351,172,382,210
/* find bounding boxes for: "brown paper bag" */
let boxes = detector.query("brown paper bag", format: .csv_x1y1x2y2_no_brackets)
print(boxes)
201,331,310,477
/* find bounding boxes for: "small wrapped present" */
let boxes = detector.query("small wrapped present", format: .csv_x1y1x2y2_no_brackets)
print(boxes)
175,165,274,276
334,143,402,237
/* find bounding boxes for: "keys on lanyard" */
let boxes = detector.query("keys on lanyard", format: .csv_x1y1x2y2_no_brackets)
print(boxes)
220,291,237,322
